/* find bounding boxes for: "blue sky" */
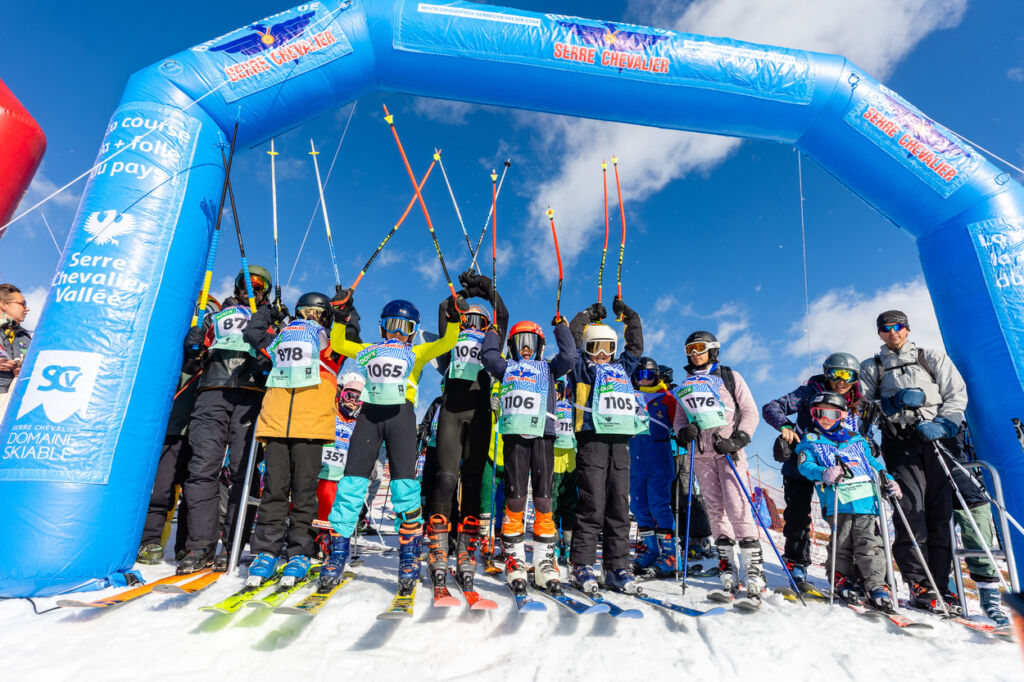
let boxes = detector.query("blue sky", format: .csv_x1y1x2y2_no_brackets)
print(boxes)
2,0,1023,486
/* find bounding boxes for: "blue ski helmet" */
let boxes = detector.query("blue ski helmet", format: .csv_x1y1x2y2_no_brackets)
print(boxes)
380,299,420,338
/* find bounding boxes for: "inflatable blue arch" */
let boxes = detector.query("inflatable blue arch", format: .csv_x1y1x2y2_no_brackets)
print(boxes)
2,0,1023,596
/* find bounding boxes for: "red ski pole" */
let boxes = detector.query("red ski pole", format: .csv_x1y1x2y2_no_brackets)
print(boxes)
612,155,627,320
546,207,564,321
598,160,609,306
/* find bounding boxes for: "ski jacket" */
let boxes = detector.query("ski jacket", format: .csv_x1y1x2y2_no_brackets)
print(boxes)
635,382,677,441
860,341,967,433
418,395,443,448
796,430,893,516
0,322,31,394
480,322,576,437
185,305,269,392
672,364,759,459
567,308,643,433
434,289,509,404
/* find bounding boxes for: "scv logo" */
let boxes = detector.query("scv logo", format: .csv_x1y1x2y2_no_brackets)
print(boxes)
39,365,84,393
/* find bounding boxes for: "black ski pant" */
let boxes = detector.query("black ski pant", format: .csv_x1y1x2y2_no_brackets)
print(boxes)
421,446,460,525
570,433,631,570
429,395,490,526
882,432,955,589
250,438,324,558
503,435,555,538
674,458,712,540
782,473,815,567
184,388,262,552
141,435,192,552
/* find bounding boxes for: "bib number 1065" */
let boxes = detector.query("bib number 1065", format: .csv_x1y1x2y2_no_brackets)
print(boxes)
368,361,405,380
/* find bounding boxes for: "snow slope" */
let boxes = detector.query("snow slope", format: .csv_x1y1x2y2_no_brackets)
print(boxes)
1,534,1019,682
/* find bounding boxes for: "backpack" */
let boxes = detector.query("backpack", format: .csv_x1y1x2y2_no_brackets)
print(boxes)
872,347,936,384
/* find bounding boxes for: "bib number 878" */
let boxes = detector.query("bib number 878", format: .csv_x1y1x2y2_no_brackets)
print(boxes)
278,346,305,363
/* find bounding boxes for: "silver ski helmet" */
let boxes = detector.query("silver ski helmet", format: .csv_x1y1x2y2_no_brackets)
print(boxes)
822,352,859,384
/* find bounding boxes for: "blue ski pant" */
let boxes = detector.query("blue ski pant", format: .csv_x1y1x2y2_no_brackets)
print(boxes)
628,435,676,530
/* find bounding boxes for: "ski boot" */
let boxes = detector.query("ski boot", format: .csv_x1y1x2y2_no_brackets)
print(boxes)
503,539,528,586
979,585,1009,626
649,530,678,578
213,551,230,572
631,528,659,572
833,573,863,604
739,540,765,601
532,540,560,591
940,588,965,617
603,566,640,594
425,514,450,588
570,563,599,594
556,530,572,562
319,534,351,590
176,545,216,575
246,552,279,587
716,539,739,593
397,521,423,593
867,584,896,613
455,516,480,589
137,543,164,565
908,581,941,613
280,555,312,587
786,562,808,584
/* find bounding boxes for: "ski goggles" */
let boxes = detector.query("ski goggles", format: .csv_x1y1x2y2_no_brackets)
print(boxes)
811,406,847,421
684,341,720,356
247,276,270,294
584,339,616,357
297,305,327,321
511,332,542,356
879,323,907,333
463,312,488,330
634,368,658,382
381,317,417,336
826,367,857,383
339,388,362,404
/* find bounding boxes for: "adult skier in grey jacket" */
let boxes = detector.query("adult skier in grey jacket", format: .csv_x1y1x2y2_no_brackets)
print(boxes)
860,309,967,614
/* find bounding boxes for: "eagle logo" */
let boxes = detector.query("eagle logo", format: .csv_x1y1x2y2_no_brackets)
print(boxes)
210,11,316,56
83,210,135,246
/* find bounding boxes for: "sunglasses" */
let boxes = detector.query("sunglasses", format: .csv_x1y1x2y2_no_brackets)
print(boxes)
685,341,720,356
879,323,907,333
811,406,847,421
382,317,417,336
826,368,857,383
463,313,488,330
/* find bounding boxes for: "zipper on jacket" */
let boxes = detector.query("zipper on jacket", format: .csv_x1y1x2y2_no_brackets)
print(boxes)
285,388,295,439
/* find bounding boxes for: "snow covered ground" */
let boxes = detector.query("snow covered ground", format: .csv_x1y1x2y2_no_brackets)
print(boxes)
1,531,1019,682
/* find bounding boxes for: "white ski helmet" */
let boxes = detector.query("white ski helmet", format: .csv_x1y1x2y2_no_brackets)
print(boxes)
581,323,617,358
339,372,365,393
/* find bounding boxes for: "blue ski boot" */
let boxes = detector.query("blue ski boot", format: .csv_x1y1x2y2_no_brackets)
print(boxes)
281,554,312,587
650,531,678,578
786,562,807,584
979,586,1009,626
398,521,423,592
319,535,351,590
570,563,599,594
246,552,279,587
603,566,640,594
631,528,659,572
867,584,896,613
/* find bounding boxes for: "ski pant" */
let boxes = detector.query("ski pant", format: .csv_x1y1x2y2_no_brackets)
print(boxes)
329,402,420,538
782,473,815,568
249,438,323,557
881,432,954,588
674,454,712,539
693,451,757,542
501,435,554,540
628,435,675,530
570,433,631,570
361,446,388,521
141,435,192,552
429,398,490,526
183,388,262,552
421,446,460,523
553,469,579,533
954,503,1001,584
828,513,887,592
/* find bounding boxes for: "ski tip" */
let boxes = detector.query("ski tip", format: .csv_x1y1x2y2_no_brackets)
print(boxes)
702,606,728,617
432,597,461,607
273,607,311,617
584,603,612,615
56,599,95,608
376,611,414,620
470,599,499,610
519,601,548,612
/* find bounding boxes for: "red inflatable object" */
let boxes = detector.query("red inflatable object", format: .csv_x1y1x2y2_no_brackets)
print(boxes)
0,78,46,238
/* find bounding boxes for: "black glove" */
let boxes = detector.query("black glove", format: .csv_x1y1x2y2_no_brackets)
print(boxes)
459,270,492,299
551,313,567,326
185,325,205,350
330,289,354,322
713,430,751,455
612,296,634,319
585,302,607,322
675,422,700,448
271,301,289,323
446,294,468,323
772,435,793,463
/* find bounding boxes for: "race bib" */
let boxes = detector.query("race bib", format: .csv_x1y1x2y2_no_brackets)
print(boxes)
319,415,356,481
358,342,415,405
673,376,728,430
554,399,576,448
209,306,253,353
266,320,324,389
633,391,651,436
499,360,548,437
448,329,485,381
592,363,640,435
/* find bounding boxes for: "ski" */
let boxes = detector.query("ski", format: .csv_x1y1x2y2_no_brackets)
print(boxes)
199,573,282,614
733,595,762,612
531,582,610,615
707,589,735,604
452,570,498,610
56,572,206,609
793,581,831,602
428,570,461,607
153,570,222,595
274,572,356,617
483,556,503,575
506,579,547,612
850,602,934,636
626,591,727,617
247,568,321,609
897,599,1006,640
564,585,642,619
377,584,417,619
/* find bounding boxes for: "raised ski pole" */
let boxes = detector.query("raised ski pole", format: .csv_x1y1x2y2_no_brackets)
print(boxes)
724,454,807,605
221,146,257,314
437,150,475,259
193,121,238,326
382,105,460,304
470,158,511,272
679,441,696,593
598,160,609,304
546,207,564,320
268,139,283,308
490,169,499,316
309,139,343,294
935,440,1024,537
886,478,950,617
612,155,627,320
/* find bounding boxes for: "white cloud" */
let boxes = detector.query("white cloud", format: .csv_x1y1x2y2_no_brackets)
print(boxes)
785,277,944,366
1008,66,1024,83
523,0,967,272
24,167,80,210
18,286,49,331
654,293,678,313
411,97,479,125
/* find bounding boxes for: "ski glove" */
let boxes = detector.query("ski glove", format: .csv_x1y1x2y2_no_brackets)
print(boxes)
884,478,903,500
916,416,958,441
713,430,751,455
612,296,635,319
490,394,501,415
772,435,793,463
270,301,290,323
880,387,926,416
447,294,469,323
551,313,567,327
330,289,355,321
821,465,844,486
185,325,205,351
585,302,607,322
675,422,700,448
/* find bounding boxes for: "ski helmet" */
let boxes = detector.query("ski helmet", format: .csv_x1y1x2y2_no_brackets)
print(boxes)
295,291,332,328
508,321,545,361
810,390,850,439
462,303,491,331
234,265,272,305
338,371,365,417
380,299,420,338
634,356,660,384
684,330,720,362
581,323,617,359
822,352,860,384
658,364,674,385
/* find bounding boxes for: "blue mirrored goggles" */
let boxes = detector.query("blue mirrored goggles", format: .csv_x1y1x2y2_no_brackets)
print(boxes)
634,368,658,382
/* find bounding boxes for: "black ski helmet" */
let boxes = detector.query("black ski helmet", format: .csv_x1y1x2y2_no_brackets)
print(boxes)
822,352,859,377
234,265,272,306
810,390,848,412
634,356,660,383
658,364,674,385
684,330,720,362
295,291,332,328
